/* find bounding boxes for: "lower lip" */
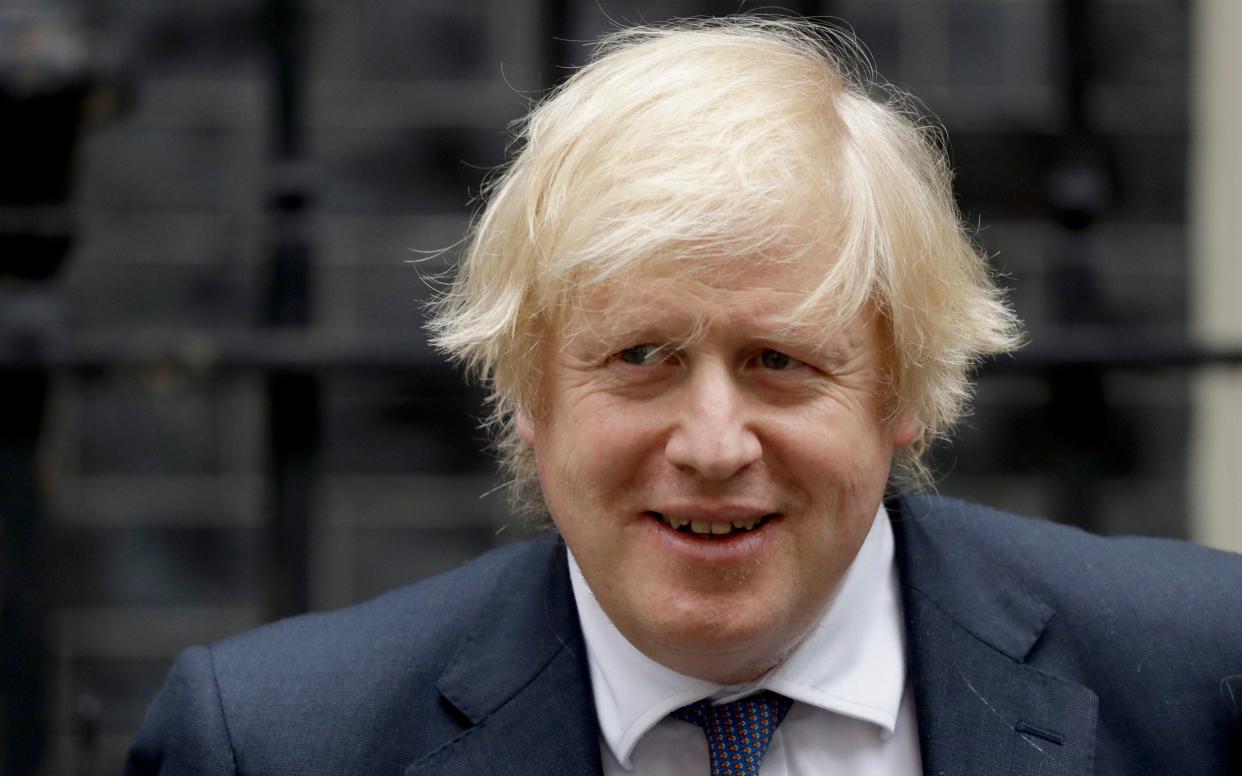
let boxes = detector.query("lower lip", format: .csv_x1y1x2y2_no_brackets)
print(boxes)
642,512,779,563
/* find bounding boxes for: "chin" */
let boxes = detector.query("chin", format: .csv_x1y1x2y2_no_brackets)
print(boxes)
655,632,789,684
638,606,793,682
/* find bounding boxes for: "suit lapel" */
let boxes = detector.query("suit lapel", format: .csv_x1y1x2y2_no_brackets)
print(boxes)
405,535,602,776
890,496,1098,776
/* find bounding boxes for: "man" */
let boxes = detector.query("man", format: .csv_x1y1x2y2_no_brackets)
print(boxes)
128,17,1242,775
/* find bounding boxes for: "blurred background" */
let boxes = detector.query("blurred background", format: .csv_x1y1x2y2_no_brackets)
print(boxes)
2,0,1240,773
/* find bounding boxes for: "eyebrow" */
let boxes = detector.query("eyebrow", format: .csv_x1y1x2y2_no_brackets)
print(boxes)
561,307,703,351
563,301,858,360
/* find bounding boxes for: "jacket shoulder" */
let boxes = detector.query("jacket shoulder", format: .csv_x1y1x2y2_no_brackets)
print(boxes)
214,533,556,672
898,493,1242,621
896,494,1242,710
894,494,1242,772
129,533,564,776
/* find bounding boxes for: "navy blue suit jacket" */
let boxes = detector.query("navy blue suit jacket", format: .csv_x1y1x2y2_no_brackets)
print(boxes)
126,495,1242,775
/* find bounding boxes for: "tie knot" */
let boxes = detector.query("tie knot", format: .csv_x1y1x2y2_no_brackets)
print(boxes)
672,691,793,776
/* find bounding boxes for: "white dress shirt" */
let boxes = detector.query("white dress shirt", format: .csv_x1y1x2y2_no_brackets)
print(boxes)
568,506,923,776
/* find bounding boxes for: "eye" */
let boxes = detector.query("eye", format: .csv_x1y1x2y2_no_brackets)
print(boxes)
759,349,799,370
618,344,662,365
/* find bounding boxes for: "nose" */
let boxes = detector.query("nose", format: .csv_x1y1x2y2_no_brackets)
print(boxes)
664,363,762,480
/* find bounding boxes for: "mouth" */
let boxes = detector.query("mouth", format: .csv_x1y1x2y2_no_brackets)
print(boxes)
646,511,778,539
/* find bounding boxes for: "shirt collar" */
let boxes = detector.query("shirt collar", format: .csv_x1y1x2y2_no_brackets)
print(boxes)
568,505,907,769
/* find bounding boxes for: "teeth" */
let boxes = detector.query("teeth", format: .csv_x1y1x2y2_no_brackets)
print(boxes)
657,512,771,536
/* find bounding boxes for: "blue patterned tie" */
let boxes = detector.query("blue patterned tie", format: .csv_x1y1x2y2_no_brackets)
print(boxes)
672,690,794,776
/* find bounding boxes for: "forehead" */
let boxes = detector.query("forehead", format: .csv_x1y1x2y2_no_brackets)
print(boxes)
556,256,867,348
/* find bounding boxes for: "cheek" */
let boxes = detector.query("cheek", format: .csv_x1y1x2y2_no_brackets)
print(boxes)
541,397,658,503
787,399,889,459
778,411,894,503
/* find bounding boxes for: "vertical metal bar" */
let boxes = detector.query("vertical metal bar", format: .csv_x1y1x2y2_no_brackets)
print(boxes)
0,371,51,776
542,0,573,88
1045,0,1117,533
1061,0,1090,134
262,0,317,619
0,8,90,771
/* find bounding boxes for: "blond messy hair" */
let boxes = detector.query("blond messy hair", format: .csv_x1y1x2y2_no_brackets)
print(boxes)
427,16,1021,511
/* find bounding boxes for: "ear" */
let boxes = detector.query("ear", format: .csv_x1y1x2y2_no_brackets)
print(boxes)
891,411,919,450
516,409,537,445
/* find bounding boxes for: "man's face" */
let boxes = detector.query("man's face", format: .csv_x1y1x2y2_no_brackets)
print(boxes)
519,260,917,683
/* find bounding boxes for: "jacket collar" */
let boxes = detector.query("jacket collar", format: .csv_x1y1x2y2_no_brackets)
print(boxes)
405,534,602,776
889,494,1098,775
